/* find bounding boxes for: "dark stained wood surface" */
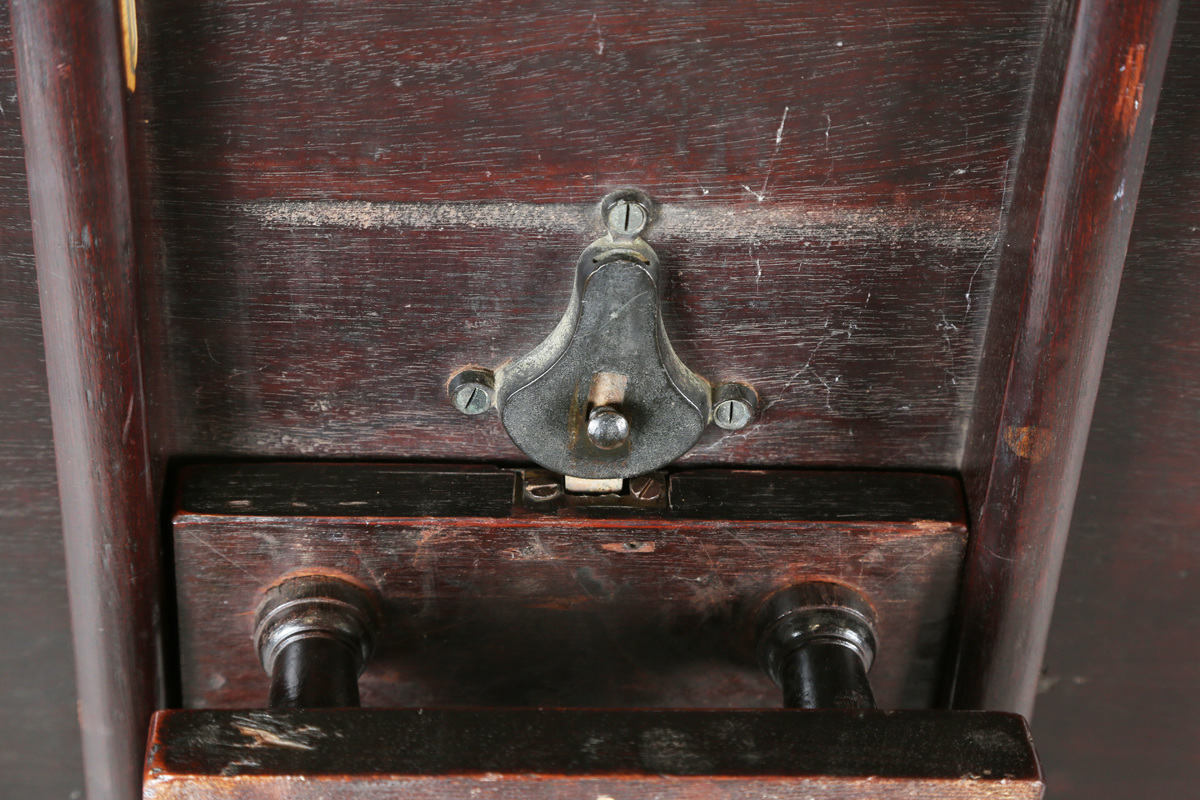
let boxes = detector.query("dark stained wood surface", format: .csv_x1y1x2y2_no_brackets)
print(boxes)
0,3,85,795
177,462,964,522
2,1,1194,797
127,0,1054,471
1031,4,1200,796
173,464,966,712
952,0,1178,716
670,469,966,522
143,708,1043,799
179,462,519,517
9,2,163,799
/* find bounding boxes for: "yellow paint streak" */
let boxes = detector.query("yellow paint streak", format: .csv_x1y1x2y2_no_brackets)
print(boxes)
118,0,138,92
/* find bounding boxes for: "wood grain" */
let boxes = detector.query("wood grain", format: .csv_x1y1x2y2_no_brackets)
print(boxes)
125,0,1054,471
143,708,1043,800
952,0,1178,716
9,2,163,799
0,0,1197,797
0,3,85,795
173,465,967,712
1032,5,1200,796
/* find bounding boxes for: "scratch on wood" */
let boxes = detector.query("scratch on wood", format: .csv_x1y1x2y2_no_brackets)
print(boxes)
504,533,556,561
182,529,259,581
121,395,135,444
412,526,448,568
877,543,941,586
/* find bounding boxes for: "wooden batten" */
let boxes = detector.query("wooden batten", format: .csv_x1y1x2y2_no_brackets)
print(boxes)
143,708,1044,800
954,0,1179,716
9,2,162,800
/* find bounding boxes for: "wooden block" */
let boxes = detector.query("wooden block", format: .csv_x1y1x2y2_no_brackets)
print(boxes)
143,708,1043,799
174,464,967,710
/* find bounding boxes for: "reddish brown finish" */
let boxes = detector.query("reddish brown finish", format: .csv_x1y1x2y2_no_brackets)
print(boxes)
0,3,85,794
953,0,1178,716
126,0,1055,471
143,708,1044,800
1032,5,1200,795
0,0,1196,795
173,465,967,711
9,2,163,799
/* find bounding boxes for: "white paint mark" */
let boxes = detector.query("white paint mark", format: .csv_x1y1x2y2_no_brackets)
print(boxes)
820,113,834,185
753,105,791,202
775,106,790,145
936,313,960,332
960,155,1008,321
1114,180,1126,201
587,14,605,56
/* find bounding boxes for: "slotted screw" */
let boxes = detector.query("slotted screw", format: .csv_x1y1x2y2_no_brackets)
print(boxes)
712,383,758,431
525,479,562,501
448,368,495,416
605,198,648,237
628,474,662,501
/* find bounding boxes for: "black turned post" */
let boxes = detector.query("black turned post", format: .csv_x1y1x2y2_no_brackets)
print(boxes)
253,575,378,709
756,582,879,709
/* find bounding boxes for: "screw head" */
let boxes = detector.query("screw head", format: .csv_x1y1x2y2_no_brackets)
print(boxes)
712,383,758,431
525,479,562,501
587,405,630,449
448,368,495,416
605,199,648,237
628,474,662,501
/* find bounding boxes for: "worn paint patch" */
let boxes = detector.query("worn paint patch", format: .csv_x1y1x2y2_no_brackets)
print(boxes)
245,200,994,248
231,715,325,751
527,595,590,611
1003,425,1053,463
639,727,715,775
600,540,656,553
1116,44,1146,135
